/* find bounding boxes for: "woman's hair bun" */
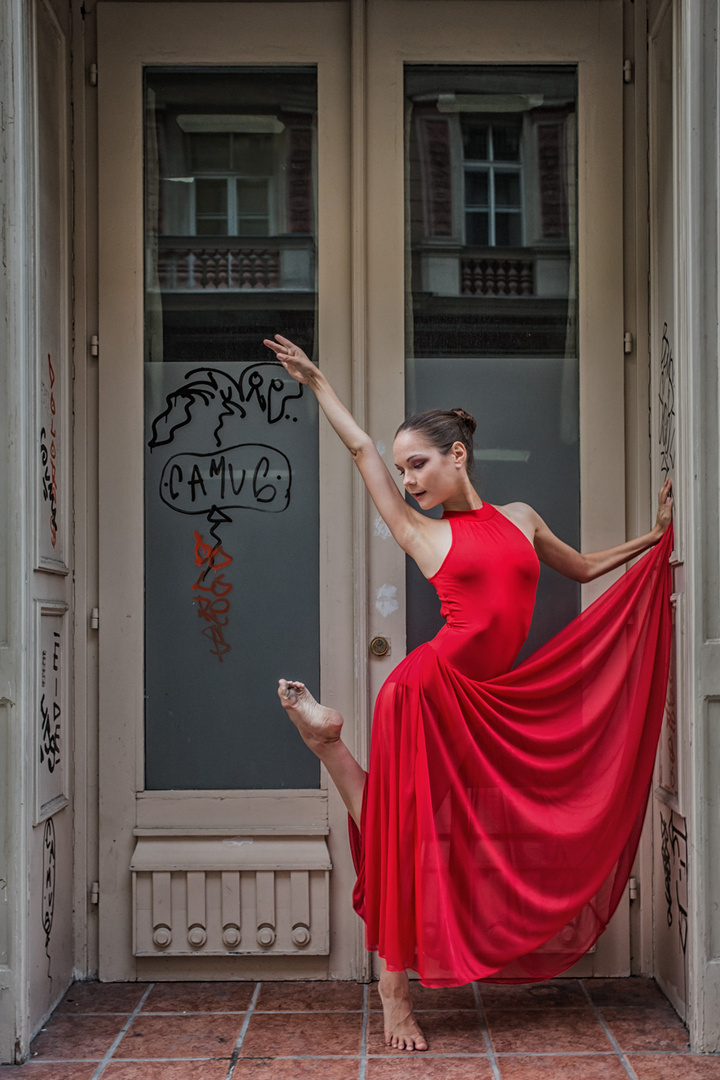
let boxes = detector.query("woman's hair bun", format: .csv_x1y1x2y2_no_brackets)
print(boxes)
451,408,477,436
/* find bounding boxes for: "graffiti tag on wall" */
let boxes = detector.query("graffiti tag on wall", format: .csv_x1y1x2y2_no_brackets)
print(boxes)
659,807,688,955
38,351,66,571
36,603,68,821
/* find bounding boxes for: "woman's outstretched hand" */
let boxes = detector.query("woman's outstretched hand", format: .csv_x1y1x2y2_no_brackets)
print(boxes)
263,334,318,385
653,476,674,539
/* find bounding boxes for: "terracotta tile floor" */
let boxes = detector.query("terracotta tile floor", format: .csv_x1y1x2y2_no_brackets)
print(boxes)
3,977,720,1080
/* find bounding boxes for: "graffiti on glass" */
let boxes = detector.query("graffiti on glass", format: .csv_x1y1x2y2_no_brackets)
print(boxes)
149,360,301,660
192,532,234,663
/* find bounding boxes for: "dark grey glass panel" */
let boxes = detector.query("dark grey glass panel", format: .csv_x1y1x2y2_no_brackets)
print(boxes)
405,65,579,660
144,68,319,790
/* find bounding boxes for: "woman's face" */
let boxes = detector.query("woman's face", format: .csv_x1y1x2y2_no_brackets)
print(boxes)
392,430,467,509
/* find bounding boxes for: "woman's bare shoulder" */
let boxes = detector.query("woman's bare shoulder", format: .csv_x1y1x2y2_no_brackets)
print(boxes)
494,501,541,523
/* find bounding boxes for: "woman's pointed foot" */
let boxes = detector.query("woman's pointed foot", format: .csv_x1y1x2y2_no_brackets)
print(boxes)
277,679,344,753
378,969,428,1051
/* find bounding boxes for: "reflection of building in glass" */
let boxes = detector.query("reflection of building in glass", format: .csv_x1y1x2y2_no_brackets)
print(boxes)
406,66,576,357
145,70,317,362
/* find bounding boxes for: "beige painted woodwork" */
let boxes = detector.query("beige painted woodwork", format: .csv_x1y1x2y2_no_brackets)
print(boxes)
648,0,688,1019
100,0,632,983
132,834,330,957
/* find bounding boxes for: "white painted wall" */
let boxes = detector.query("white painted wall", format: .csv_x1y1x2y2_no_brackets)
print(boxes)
0,0,76,1062
676,0,720,1053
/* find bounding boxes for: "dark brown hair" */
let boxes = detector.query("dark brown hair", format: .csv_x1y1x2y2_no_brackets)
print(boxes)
395,408,477,475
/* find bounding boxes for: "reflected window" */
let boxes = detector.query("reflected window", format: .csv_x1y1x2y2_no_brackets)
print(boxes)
463,120,523,248
145,71,317,363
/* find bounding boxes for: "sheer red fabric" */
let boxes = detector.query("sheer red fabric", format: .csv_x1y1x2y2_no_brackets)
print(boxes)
349,505,673,986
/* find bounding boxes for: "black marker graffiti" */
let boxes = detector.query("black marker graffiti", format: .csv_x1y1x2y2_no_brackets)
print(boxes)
148,360,303,661
658,323,676,476
39,693,61,773
42,816,56,950
40,353,59,549
670,813,688,954
148,362,303,450
660,812,673,928
160,444,291,517
659,808,688,955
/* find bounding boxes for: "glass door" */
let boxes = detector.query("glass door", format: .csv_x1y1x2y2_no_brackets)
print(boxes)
98,3,354,981
363,0,628,976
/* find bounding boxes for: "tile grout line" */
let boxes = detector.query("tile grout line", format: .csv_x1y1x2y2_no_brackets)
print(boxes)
225,981,262,1080
580,979,640,1080
358,983,369,1080
90,982,155,1080
473,981,502,1080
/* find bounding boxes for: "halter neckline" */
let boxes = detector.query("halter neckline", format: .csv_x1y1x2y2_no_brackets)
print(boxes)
442,503,496,520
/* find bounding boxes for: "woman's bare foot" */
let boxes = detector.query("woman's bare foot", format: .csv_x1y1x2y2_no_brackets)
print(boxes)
277,680,366,828
378,968,428,1051
277,679,344,754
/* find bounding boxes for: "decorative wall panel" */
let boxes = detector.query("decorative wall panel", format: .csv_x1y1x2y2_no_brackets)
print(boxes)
131,833,331,957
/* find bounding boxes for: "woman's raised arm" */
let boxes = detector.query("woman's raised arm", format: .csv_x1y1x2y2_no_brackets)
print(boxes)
499,477,674,582
263,335,423,550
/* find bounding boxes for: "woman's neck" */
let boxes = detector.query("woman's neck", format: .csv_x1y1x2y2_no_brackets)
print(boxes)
441,485,484,513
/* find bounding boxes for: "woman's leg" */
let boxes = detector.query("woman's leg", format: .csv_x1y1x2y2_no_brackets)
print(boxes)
277,679,366,828
278,680,426,1050
378,961,428,1051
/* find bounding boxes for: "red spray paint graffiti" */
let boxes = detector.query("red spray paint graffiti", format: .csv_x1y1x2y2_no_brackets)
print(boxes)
192,531,233,661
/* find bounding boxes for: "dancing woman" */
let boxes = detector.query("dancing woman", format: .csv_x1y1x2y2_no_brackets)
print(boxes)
264,333,674,1052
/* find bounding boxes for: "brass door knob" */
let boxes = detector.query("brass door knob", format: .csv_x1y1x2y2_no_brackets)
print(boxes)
370,636,390,657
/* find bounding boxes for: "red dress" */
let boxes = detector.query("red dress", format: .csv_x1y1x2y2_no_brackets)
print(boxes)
349,503,673,986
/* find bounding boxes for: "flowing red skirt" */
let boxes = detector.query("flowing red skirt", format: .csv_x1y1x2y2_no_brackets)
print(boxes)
349,527,673,986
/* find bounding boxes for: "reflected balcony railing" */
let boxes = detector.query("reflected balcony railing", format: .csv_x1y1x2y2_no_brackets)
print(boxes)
150,235,316,293
414,245,571,300
460,251,534,297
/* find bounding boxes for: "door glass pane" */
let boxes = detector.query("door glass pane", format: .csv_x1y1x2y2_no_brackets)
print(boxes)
405,64,579,660
144,67,319,790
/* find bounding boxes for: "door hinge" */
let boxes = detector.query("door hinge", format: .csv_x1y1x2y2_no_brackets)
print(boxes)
90,607,99,630
90,881,99,905
628,876,639,901
623,59,634,84
624,331,634,354
90,334,99,359
89,63,98,87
